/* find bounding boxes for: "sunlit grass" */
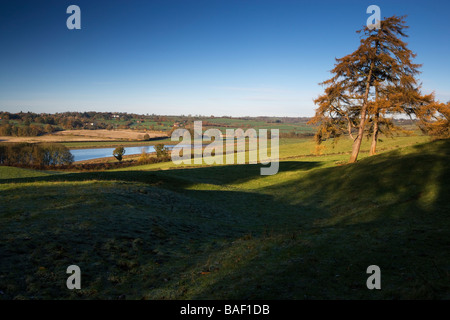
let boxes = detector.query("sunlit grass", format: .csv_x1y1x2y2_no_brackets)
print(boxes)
0,166,55,180
0,135,448,299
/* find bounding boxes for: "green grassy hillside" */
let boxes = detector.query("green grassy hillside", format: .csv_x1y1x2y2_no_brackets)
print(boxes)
0,138,448,299
0,166,55,179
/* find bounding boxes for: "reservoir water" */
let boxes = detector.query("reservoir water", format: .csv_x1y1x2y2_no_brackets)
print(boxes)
70,145,179,162
71,139,234,162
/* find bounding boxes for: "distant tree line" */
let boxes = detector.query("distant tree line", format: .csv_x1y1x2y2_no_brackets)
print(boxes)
0,111,327,136
0,111,173,134
0,143,74,167
0,123,57,137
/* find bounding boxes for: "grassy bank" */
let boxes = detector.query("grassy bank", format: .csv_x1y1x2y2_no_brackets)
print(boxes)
0,136,448,299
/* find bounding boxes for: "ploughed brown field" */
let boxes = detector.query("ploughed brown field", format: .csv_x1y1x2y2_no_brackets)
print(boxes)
0,129,168,143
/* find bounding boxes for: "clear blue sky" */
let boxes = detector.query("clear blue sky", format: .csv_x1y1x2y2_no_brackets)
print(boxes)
0,0,449,117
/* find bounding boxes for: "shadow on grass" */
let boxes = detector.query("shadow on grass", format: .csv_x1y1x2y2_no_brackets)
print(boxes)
178,139,450,299
0,139,449,299
155,161,323,185
0,161,323,187
0,175,321,299
187,206,450,300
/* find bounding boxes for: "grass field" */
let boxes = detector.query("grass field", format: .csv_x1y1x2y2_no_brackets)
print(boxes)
0,129,167,144
0,135,448,299
109,134,430,172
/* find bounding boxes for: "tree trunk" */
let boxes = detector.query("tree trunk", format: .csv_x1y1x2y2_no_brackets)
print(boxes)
370,113,379,155
349,107,367,163
349,61,375,163
370,86,380,156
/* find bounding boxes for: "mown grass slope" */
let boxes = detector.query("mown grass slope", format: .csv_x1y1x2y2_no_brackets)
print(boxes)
0,138,448,299
0,166,55,179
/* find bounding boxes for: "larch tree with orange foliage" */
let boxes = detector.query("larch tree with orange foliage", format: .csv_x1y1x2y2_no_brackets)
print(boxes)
417,101,450,138
310,16,434,162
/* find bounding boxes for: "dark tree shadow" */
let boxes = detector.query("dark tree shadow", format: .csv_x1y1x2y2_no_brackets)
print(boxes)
0,161,322,187
0,139,449,299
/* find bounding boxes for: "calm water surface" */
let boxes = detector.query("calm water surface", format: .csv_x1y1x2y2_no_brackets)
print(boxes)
70,145,180,162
